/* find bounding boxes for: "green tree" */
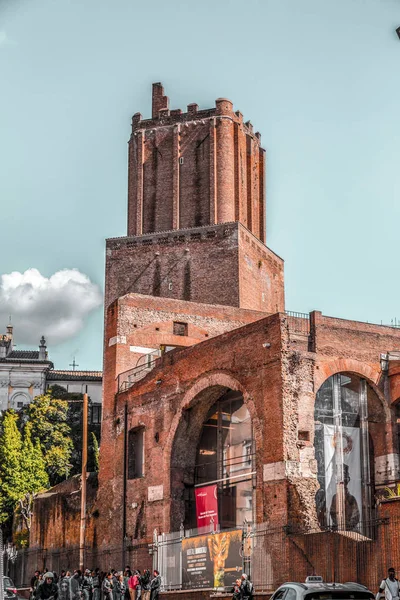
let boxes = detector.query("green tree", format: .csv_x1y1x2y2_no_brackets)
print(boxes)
0,413,48,531
47,385,101,476
19,393,73,485
0,411,23,523
18,422,49,531
90,431,100,473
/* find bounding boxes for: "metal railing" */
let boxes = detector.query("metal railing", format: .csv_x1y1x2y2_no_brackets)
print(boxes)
118,351,161,392
286,311,311,336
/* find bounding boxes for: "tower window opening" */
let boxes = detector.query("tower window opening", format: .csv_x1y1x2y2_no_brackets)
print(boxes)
173,321,188,336
128,427,145,479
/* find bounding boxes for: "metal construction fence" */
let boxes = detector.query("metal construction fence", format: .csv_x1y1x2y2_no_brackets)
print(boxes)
152,517,400,593
5,517,400,593
4,543,151,588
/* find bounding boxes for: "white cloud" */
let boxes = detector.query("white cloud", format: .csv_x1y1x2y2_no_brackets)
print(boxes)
0,268,103,346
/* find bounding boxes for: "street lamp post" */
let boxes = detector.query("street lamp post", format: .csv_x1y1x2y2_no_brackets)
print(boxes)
0,527,4,600
79,393,88,571
67,393,89,571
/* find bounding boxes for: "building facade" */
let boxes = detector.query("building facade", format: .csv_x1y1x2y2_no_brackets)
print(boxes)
0,325,102,413
29,84,400,594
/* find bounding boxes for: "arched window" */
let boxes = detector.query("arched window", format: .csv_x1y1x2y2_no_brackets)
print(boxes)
192,390,254,530
314,373,376,532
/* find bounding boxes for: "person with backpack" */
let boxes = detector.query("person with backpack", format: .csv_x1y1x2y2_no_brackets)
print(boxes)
239,574,254,600
377,568,400,600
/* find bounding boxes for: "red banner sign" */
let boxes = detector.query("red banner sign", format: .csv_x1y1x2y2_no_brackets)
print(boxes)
195,484,219,528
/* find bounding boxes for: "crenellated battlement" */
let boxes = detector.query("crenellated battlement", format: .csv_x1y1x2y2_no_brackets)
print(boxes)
130,83,261,142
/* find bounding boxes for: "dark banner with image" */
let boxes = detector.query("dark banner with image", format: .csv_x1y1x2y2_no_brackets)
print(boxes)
182,529,243,590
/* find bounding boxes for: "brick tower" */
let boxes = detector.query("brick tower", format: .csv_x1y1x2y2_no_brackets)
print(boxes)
128,83,266,242
106,83,284,313
104,83,285,386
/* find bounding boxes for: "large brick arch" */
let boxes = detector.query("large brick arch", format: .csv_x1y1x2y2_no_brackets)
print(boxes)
164,370,258,531
314,357,389,421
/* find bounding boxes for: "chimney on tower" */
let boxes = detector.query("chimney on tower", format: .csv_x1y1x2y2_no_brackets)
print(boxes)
152,82,169,118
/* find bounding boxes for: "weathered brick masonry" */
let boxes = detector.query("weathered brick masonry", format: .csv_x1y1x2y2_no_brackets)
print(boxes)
30,83,400,595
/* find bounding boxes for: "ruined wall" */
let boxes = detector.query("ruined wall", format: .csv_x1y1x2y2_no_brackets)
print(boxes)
96,313,289,549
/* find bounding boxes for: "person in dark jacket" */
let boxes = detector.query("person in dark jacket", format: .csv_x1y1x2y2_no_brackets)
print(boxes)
36,572,59,600
239,574,254,600
149,571,161,600
139,571,151,600
30,571,41,600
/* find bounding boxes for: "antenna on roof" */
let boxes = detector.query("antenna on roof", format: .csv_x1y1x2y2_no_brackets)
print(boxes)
69,357,79,371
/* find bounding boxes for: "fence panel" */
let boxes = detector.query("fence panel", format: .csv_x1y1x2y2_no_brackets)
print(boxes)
5,517,400,592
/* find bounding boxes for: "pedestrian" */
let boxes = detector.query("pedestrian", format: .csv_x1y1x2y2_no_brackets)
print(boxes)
232,578,241,600
128,572,139,600
36,572,59,600
102,574,114,600
377,568,400,600
139,571,151,600
30,570,41,600
136,572,142,600
92,571,100,600
115,574,126,600
82,570,93,600
239,574,254,600
149,571,161,600
123,570,131,600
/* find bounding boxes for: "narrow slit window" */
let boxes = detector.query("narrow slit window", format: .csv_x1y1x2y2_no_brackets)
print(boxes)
128,427,144,479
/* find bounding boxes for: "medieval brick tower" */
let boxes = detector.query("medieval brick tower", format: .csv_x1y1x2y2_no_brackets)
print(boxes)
106,83,284,315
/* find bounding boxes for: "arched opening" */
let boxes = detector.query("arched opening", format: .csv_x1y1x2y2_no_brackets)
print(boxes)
170,387,255,532
314,372,383,533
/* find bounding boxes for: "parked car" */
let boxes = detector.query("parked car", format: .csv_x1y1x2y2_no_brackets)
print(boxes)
271,576,375,600
2,576,18,600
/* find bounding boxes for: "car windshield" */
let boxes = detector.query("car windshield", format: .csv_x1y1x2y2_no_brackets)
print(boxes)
4,578,14,589
305,593,374,600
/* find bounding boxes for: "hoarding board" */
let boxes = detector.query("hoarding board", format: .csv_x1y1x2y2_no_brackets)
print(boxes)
182,529,242,590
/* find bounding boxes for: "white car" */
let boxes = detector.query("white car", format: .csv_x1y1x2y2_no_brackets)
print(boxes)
271,576,375,600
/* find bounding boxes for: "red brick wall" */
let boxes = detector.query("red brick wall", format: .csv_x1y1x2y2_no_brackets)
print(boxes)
97,314,288,547
105,223,284,314
238,226,284,312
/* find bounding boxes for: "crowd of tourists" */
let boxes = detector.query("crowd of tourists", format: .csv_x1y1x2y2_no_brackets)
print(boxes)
29,568,161,600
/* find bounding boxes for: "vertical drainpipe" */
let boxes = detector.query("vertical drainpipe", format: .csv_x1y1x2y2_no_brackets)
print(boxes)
122,402,128,567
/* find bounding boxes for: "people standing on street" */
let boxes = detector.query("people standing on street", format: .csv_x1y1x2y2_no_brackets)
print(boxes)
377,568,400,600
239,574,254,600
128,571,139,600
139,571,151,600
149,571,161,600
135,571,142,600
115,574,126,600
91,570,100,600
123,570,131,600
232,578,241,600
102,574,114,600
36,572,59,600
30,570,41,600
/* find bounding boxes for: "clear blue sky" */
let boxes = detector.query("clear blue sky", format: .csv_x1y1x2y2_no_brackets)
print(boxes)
1,0,399,370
